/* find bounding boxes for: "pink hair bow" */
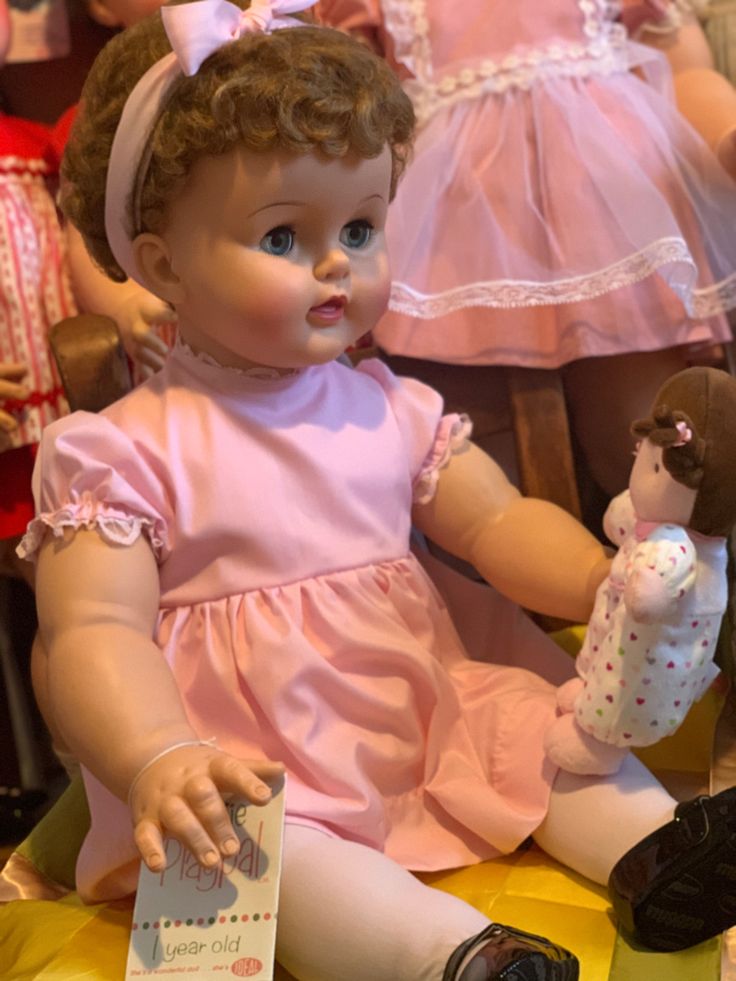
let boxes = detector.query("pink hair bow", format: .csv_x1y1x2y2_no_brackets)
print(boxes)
163,0,317,77
673,421,693,447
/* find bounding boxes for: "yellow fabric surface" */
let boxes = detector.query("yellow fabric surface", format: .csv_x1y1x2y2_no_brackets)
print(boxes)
420,845,615,981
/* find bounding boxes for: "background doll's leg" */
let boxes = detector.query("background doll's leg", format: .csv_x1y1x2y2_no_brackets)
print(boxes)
276,824,490,981
532,753,676,885
563,346,695,498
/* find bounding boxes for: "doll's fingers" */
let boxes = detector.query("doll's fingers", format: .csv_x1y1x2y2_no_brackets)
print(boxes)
0,362,27,381
136,329,170,358
0,409,18,432
136,345,167,372
0,380,29,401
158,794,221,868
209,756,285,805
134,817,168,872
183,776,240,857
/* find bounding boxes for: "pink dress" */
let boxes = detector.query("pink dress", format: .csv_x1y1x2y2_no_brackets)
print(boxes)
22,342,566,902
0,111,75,538
318,0,736,367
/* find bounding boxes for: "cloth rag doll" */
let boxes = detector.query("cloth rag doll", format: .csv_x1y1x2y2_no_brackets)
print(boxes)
545,366,736,775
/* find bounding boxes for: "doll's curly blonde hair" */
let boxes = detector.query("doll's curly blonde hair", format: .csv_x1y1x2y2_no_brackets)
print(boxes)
61,2,415,282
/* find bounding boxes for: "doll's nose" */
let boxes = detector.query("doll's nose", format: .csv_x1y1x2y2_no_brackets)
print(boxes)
314,247,350,282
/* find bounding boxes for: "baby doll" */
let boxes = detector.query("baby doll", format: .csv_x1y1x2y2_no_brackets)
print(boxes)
545,366,736,776
317,0,736,498
20,0,736,975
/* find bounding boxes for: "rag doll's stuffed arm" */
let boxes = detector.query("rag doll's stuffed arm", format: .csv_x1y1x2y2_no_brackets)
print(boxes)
635,5,736,176
35,528,283,871
412,441,610,622
66,225,175,376
623,529,697,622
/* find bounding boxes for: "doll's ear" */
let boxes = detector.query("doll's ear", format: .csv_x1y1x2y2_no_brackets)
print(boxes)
132,234,184,305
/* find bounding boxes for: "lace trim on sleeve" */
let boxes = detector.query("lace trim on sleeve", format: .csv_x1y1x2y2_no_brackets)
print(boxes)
17,501,168,562
413,413,472,506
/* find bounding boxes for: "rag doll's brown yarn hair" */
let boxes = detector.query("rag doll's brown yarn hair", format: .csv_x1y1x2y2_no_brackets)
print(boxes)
631,366,736,537
61,0,415,282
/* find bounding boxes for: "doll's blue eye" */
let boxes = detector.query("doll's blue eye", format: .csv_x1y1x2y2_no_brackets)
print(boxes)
260,226,294,256
340,220,373,250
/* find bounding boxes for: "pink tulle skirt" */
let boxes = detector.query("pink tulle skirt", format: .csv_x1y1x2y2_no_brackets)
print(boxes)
377,49,736,367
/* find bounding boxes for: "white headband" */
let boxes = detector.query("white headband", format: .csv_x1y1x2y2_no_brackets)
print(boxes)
104,0,318,285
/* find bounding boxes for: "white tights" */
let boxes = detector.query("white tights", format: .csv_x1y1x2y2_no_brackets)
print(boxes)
276,754,677,981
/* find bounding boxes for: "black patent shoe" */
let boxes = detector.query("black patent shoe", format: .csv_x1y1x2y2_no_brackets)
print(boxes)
443,923,580,981
609,786,736,951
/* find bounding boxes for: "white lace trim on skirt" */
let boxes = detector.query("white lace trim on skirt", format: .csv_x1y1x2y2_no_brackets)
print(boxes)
389,236,736,319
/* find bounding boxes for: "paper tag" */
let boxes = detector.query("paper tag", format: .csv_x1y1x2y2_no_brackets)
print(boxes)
125,776,286,980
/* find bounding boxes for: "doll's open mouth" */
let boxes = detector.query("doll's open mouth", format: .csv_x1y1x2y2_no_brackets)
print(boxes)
309,296,347,324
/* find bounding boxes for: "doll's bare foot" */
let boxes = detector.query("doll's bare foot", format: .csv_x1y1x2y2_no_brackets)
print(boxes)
544,714,628,775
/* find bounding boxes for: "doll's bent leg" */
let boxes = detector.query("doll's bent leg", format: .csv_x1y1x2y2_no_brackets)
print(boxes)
276,824,578,981
276,824,488,981
532,752,676,885
534,754,736,949
564,347,693,497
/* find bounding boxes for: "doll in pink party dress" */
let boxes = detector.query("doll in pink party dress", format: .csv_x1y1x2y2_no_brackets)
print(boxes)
16,2,736,975
317,0,736,497
0,0,176,580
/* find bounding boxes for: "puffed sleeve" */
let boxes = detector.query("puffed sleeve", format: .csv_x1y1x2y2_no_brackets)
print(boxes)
316,0,382,32
18,411,173,563
356,358,472,505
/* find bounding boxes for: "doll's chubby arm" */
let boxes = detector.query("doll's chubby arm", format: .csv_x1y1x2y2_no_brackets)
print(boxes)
35,527,283,872
412,441,611,622
66,225,175,377
636,5,736,177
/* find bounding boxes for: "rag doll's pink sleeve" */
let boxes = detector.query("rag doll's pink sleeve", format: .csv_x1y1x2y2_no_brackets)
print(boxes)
356,358,472,506
17,412,172,563
316,0,382,33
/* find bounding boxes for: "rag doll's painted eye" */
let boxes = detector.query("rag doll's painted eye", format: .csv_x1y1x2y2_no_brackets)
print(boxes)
260,226,294,256
340,220,373,250
654,463,660,473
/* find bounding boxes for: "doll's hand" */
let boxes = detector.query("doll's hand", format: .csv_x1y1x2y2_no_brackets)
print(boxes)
0,362,28,451
130,745,285,872
114,289,176,378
